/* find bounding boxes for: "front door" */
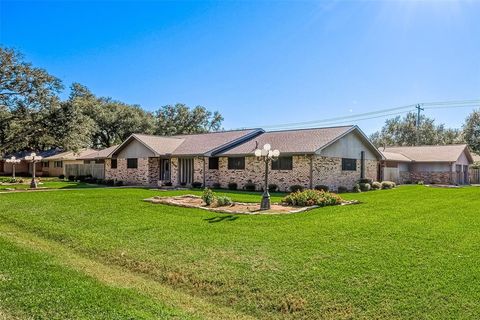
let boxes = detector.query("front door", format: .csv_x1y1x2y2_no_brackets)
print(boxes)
160,159,171,181
178,158,194,185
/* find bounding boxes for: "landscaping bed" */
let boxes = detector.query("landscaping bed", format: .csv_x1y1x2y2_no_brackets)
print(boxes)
144,193,358,215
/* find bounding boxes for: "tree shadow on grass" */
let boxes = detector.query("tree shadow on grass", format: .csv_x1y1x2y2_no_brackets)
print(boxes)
204,215,239,223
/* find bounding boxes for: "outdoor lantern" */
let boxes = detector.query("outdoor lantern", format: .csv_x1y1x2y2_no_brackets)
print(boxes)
25,152,43,188
254,143,280,210
6,156,21,180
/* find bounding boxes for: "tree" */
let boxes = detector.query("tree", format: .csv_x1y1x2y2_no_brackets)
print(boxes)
69,83,155,148
463,109,480,154
370,112,464,147
154,103,223,136
0,47,65,154
0,47,62,111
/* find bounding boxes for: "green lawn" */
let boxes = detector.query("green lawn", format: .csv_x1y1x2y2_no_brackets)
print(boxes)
0,186,479,319
0,181,103,190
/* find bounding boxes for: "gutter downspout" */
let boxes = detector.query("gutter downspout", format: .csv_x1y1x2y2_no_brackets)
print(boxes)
203,157,206,187
309,154,313,189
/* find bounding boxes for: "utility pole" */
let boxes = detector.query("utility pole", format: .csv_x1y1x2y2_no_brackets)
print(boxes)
415,104,424,146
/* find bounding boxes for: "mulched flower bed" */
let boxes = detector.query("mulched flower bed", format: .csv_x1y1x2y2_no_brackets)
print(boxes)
144,195,359,215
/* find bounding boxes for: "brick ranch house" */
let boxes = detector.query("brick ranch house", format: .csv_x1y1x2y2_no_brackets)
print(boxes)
380,144,474,185
104,125,384,191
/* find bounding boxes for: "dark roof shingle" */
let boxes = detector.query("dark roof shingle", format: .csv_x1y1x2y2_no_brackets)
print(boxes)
219,126,354,155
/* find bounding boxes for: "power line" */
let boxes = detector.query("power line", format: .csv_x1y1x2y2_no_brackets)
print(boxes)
247,99,480,130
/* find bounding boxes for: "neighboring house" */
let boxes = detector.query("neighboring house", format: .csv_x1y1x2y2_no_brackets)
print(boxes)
1,149,62,176
105,126,383,191
76,145,119,179
42,148,97,177
381,144,474,185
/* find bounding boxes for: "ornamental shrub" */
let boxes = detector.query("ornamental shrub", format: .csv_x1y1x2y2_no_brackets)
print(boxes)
268,184,278,192
244,181,256,191
337,186,348,193
202,188,216,206
371,181,382,190
216,196,233,207
353,184,361,193
283,189,342,207
381,181,396,189
314,185,329,192
212,182,221,189
228,182,238,190
58,174,65,180
359,182,371,192
192,181,203,188
289,185,304,193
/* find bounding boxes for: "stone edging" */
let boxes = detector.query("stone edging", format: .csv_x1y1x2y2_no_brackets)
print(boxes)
144,195,360,215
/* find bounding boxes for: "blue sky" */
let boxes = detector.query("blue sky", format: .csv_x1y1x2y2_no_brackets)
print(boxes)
1,0,479,134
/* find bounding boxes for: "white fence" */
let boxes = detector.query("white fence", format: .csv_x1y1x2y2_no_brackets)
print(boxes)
65,164,105,179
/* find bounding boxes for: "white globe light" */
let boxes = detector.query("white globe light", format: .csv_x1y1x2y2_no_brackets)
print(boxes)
272,150,280,157
263,144,271,151
31,152,36,157
268,150,273,157
261,149,268,156
254,149,262,157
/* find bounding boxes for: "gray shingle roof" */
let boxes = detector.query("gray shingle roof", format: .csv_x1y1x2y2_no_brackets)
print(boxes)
171,129,262,155
109,129,263,157
382,144,473,163
43,148,98,161
79,145,119,160
219,126,354,156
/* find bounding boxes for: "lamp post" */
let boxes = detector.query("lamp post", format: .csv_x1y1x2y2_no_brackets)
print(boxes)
6,156,21,180
24,152,42,188
254,144,280,210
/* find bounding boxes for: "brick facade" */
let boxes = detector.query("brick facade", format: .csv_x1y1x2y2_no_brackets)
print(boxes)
105,158,150,185
106,155,379,191
399,171,453,185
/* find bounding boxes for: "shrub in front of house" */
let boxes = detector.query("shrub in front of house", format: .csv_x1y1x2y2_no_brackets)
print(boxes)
244,181,256,191
417,180,424,185
164,181,173,186
228,182,238,190
268,184,278,192
381,181,396,189
314,185,329,192
115,180,124,186
58,174,65,180
283,189,342,207
371,181,382,190
359,182,371,192
337,186,348,193
68,175,76,181
289,185,304,193
353,184,361,193
192,181,203,188
216,196,233,207
212,182,221,189
202,188,216,206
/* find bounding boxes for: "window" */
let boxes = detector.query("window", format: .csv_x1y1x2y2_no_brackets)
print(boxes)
272,156,293,170
42,162,49,168
127,158,137,169
111,159,117,169
54,161,63,168
227,157,245,170
342,158,356,171
208,157,219,170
